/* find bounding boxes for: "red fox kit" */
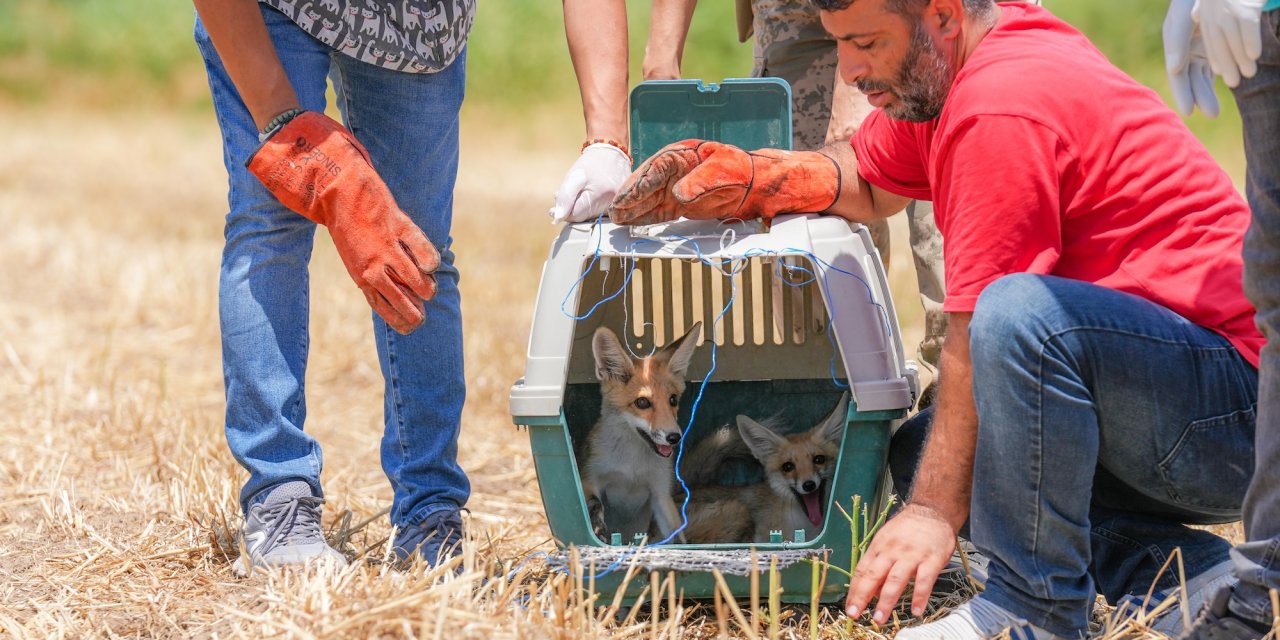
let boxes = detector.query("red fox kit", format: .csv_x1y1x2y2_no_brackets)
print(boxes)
680,392,849,543
578,322,702,543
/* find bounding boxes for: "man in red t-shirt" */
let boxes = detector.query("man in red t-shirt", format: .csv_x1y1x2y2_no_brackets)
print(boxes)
606,0,1261,638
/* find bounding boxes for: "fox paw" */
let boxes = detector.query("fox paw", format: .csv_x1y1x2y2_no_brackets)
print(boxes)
587,496,608,541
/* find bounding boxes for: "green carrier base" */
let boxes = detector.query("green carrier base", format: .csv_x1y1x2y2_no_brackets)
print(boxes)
515,380,902,604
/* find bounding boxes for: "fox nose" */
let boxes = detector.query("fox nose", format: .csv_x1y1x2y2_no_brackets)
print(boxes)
802,480,817,493
665,432,681,445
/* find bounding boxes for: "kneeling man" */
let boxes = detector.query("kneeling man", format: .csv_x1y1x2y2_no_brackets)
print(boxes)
606,0,1261,638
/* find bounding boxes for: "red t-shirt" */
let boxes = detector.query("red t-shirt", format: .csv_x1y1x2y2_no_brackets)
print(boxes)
852,3,1261,366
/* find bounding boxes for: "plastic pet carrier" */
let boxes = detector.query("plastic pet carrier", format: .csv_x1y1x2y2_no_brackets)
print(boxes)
509,79,917,604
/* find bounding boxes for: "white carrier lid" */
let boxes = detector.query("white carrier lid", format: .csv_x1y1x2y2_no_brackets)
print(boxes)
510,216,918,418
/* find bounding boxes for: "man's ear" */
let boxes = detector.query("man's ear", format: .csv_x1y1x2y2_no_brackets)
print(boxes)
929,0,964,40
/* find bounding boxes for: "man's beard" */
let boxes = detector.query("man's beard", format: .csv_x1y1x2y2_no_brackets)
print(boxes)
856,20,952,122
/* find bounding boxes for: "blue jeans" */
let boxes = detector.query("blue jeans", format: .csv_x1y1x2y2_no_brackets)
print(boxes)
891,274,1257,636
194,5,469,527
1230,8,1280,625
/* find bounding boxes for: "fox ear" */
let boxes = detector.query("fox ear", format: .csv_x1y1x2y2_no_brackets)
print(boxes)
659,322,702,376
593,327,634,382
815,392,850,446
737,414,786,461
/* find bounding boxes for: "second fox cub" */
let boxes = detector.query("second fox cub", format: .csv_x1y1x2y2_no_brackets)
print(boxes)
578,322,702,543
680,393,849,544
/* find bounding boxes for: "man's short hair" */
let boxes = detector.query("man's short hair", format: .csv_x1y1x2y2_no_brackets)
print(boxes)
810,0,996,22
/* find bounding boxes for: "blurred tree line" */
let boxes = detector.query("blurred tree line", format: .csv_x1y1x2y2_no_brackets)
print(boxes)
0,0,1241,171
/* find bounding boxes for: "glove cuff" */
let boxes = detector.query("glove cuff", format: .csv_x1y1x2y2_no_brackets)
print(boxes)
737,149,842,220
246,111,375,225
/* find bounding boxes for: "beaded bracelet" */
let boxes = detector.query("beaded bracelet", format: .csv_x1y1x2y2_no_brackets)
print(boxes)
582,138,631,161
258,108,305,143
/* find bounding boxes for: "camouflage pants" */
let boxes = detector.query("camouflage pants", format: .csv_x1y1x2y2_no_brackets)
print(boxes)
747,0,947,369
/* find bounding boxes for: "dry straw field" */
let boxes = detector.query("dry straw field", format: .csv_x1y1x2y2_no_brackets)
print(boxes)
0,105,1236,638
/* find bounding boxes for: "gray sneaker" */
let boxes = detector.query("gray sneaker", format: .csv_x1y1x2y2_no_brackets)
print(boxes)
232,480,348,576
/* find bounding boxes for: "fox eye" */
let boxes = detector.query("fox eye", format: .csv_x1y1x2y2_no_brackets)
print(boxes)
634,397,652,410
669,394,679,407
813,455,827,465
781,461,795,473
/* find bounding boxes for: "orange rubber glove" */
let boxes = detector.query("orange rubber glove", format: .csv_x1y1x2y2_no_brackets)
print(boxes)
248,111,439,334
607,139,841,226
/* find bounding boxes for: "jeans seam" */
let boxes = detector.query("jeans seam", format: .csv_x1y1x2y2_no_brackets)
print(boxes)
1092,526,1155,555
1262,536,1280,573
332,52,358,135
300,290,315,480
378,320,409,500
1028,332,1053,599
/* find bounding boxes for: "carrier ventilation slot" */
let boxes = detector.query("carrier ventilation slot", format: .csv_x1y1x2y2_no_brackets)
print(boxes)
622,257,828,350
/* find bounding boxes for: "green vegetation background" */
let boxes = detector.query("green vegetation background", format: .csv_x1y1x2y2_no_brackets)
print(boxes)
0,0,1243,171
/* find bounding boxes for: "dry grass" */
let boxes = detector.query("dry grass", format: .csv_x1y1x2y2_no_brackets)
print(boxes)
0,105,1244,638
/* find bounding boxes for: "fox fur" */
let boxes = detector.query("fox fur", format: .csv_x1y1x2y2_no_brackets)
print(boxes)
680,392,849,544
578,322,702,543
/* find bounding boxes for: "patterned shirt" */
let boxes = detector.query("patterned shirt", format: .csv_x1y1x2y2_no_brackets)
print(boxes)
261,0,474,73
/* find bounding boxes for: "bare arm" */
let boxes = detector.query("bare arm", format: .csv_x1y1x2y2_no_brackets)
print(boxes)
563,0,630,142
846,312,975,622
907,312,976,530
192,0,299,129
817,140,912,223
643,0,698,80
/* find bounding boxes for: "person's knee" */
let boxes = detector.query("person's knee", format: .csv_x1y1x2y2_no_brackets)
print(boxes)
969,274,1065,366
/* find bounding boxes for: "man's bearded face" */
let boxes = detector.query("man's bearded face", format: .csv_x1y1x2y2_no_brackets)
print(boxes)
855,18,953,122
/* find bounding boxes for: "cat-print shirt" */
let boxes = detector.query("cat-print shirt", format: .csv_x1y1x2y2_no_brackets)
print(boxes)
261,0,474,73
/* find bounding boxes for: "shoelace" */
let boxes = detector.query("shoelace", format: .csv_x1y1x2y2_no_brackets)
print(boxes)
262,496,326,547
399,512,463,551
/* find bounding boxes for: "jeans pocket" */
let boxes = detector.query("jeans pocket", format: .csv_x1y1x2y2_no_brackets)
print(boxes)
1158,406,1256,512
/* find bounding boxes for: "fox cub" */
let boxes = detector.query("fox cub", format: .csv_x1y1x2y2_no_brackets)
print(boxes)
680,392,849,544
578,322,702,543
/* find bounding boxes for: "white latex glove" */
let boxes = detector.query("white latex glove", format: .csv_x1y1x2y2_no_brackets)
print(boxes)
1193,0,1265,87
549,143,632,224
1164,0,1222,117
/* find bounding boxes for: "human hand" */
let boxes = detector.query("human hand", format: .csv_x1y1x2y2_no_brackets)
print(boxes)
845,504,957,624
606,139,714,225
549,143,633,224
1194,0,1265,88
1164,0,1222,117
607,140,840,225
248,111,440,334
